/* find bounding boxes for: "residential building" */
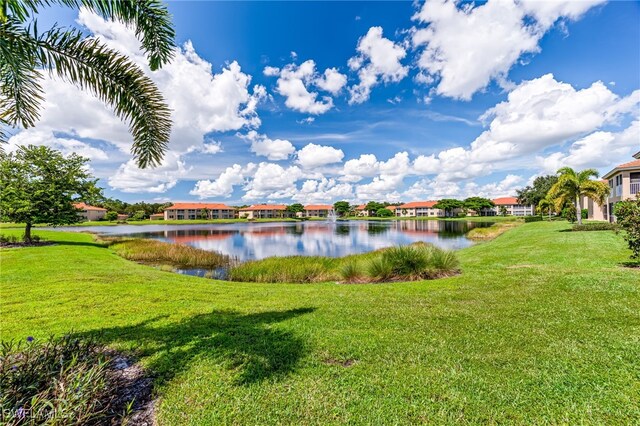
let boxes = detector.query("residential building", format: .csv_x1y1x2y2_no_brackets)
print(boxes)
589,152,640,222
395,201,445,218
149,213,164,220
163,203,236,220
492,197,535,216
355,204,370,217
238,204,292,219
73,202,106,221
299,204,335,218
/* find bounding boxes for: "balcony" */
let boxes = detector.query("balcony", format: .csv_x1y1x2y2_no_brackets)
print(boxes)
631,182,640,195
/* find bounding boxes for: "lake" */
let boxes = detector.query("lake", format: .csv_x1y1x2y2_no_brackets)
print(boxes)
61,220,492,261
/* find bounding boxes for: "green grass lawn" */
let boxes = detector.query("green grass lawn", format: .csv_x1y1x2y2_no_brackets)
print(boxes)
1,222,638,424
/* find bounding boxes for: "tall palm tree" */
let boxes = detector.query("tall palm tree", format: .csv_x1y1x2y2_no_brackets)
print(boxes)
548,167,610,225
0,0,175,168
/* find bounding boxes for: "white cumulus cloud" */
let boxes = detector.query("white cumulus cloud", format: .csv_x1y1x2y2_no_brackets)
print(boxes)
348,26,408,104
297,143,345,168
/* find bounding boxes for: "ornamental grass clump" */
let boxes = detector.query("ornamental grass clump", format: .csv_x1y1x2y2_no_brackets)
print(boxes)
0,335,125,425
109,238,229,269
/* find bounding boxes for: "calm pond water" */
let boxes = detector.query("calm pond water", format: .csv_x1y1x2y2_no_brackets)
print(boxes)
60,220,492,261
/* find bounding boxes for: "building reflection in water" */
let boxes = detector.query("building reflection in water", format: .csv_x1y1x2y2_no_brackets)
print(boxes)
75,220,492,261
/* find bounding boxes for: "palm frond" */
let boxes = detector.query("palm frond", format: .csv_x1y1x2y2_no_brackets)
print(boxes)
33,26,171,168
0,17,45,129
577,168,599,182
581,180,610,205
14,0,175,70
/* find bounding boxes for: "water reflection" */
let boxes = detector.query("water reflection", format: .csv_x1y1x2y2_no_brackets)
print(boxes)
61,220,492,261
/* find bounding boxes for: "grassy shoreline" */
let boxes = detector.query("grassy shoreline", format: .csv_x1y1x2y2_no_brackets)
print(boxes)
1,222,638,424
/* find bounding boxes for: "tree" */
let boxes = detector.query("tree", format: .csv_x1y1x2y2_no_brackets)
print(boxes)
131,210,146,221
286,203,304,214
499,206,508,217
434,199,464,217
0,145,100,241
516,175,558,208
548,167,610,225
333,201,350,217
365,201,384,216
376,208,393,217
199,208,208,219
463,197,495,215
614,196,640,259
1,0,176,168
105,211,118,221
536,197,555,220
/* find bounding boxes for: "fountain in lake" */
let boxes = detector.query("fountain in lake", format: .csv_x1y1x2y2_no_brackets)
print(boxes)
328,209,337,222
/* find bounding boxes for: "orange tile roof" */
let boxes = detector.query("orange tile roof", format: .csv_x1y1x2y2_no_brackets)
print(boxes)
304,204,333,210
398,201,438,209
603,159,640,179
73,202,106,211
616,159,640,169
165,203,235,210
492,197,519,205
386,205,398,210
239,204,287,211
356,204,367,210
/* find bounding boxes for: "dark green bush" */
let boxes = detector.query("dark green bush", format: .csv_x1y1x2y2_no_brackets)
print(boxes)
581,209,588,219
524,215,543,223
0,335,127,425
572,223,620,232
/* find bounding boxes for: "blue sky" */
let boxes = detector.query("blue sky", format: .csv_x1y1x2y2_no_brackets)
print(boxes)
9,0,640,204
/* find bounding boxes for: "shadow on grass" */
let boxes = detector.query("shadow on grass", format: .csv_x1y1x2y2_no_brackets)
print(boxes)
73,308,316,386
51,240,109,248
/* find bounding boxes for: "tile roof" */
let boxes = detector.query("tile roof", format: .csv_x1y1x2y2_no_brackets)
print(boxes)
356,204,367,210
603,159,640,179
239,204,287,211
492,197,519,205
304,204,333,210
398,201,438,209
165,203,235,210
73,202,107,211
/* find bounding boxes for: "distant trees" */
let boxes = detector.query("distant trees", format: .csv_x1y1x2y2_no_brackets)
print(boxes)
376,208,394,217
548,167,609,225
516,175,558,208
96,198,170,217
434,199,464,217
105,211,118,221
614,196,640,259
286,203,304,214
365,201,385,216
333,201,351,217
0,145,100,241
463,197,495,215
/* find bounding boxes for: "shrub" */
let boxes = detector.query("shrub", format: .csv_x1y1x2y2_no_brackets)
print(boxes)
572,223,620,232
381,246,430,279
524,215,543,223
614,196,640,259
376,208,394,218
581,209,588,219
562,205,577,223
427,247,461,277
340,261,364,283
105,211,118,221
367,257,393,282
0,234,19,244
0,335,126,425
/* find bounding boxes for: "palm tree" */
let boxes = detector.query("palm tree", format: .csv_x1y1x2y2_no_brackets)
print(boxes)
536,196,554,221
548,167,610,225
1,0,175,168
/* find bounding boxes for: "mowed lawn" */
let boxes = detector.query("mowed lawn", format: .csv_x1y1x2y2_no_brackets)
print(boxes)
1,221,639,424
